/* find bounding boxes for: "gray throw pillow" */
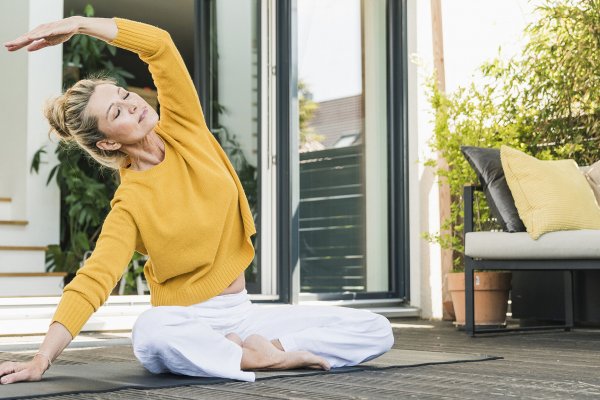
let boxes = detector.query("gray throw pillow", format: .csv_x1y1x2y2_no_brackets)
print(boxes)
583,160,600,206
461,146,526,232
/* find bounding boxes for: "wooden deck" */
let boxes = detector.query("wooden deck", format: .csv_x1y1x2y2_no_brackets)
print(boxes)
2,319,599,399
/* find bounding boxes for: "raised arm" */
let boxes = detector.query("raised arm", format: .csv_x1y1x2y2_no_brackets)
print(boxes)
5,16,207,142
107,18,207,137
4,16,117,51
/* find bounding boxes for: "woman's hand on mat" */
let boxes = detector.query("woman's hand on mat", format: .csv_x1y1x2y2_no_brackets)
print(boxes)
4,16,81,52
0,358,48,385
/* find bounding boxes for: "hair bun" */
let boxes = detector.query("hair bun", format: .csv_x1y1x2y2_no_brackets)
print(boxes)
44,95,73,141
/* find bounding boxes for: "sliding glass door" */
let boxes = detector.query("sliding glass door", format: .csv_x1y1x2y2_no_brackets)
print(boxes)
297,0,390,297
197,0,408,302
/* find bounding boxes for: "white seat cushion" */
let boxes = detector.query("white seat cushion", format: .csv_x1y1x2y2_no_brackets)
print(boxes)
465,230,600,260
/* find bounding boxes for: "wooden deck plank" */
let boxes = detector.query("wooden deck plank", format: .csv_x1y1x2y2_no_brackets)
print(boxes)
0,220,28,226
2,320,599,399
0,245,48,251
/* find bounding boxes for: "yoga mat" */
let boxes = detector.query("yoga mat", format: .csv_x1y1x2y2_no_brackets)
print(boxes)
0,349,500,399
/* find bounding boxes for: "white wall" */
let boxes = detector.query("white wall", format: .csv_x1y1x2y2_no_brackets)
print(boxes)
408,0,537,319
0,0,61,246
0,2,29,202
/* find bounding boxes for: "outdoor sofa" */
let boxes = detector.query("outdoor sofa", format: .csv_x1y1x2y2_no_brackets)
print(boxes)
460,146,600,336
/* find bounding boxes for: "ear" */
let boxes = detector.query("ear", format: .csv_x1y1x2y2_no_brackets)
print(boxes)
96,140,122,151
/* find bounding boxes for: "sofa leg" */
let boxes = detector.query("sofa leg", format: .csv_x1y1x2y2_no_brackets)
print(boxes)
465,258,475,337
564,270,574,331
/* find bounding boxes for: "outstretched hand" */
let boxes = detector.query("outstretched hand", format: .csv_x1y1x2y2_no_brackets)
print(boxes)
0,359,47,385
4,16,80,52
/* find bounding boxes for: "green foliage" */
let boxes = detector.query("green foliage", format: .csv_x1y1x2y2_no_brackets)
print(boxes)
63,4,134,87
31,3,132,279
213,127,259,283
119,253,147,295
298,80,325,147
32,141,118,274
426,0,600,271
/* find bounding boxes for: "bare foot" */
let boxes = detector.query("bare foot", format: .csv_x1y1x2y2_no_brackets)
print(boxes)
241,334,330,371
271,338,284,351
225,332,243,347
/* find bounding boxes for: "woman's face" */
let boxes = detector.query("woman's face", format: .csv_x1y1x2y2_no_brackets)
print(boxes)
86,83,159,150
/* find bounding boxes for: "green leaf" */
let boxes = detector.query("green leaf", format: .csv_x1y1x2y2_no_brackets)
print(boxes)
30,146,46,174
83,4,94,17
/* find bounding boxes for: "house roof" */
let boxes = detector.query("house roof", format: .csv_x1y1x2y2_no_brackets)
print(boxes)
308,94,363,148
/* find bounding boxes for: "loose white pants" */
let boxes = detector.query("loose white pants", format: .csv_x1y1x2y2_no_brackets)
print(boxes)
132,290,394,382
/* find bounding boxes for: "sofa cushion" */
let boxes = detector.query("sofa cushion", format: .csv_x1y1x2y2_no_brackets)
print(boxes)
501,145,600,239
583,160,600,205
465,230,600,259
461,146,525,232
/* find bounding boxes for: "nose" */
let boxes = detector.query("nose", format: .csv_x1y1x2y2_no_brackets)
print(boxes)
128,103,137,113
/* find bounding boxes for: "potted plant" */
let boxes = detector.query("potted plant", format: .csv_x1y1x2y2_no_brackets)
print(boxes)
426,0,600,326
424,77,518,327
31,4,134,286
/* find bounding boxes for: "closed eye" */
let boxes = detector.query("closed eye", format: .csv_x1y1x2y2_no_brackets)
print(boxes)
115,92,131,119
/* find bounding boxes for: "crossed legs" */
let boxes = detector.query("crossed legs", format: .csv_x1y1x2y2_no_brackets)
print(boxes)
225,333,330,371
132,296,393,381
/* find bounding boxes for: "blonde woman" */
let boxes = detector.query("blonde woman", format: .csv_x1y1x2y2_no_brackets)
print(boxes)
0,16,393,385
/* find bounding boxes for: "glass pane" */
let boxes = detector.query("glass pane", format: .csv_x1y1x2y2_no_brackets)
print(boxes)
213,0,261,292
298,0,389,294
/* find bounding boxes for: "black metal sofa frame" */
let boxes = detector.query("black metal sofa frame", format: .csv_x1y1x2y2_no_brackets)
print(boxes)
463,185,600,336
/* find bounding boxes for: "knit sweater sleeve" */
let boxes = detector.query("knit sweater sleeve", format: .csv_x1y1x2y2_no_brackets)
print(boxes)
108,18,207,142
50,201,138,338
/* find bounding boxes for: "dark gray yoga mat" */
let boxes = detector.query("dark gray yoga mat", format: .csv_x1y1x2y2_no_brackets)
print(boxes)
0,349,500,399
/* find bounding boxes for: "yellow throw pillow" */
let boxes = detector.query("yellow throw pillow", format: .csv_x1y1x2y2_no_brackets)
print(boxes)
500,145,600,239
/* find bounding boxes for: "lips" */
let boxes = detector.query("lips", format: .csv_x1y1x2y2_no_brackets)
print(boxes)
139,107,147,123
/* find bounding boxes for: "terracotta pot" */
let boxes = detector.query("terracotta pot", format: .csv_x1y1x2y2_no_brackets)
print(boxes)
447,271,512,326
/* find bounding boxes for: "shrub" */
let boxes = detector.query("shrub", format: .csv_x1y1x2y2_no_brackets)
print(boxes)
426,0,600,270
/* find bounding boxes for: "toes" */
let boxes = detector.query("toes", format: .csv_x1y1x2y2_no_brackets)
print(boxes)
241,334,268,350
225,333,243,346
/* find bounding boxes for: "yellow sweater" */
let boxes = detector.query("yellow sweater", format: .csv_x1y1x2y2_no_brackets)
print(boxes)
51,18,257,338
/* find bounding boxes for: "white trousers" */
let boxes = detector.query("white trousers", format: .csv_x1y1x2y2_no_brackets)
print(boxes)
132,290,394,382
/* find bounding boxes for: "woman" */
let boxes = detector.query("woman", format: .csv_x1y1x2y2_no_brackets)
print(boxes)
0,16,393,385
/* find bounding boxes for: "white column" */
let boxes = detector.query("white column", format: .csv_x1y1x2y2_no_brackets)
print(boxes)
0,0,61,246
363,0,388,292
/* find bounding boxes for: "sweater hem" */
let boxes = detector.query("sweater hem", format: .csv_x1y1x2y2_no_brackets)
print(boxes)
148,234,255,306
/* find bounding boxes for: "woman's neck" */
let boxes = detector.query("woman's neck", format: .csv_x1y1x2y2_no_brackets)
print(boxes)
122,131,165,171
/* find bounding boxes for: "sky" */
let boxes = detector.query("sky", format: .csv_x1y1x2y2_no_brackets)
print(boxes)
298,0,362,103
297,0,538,102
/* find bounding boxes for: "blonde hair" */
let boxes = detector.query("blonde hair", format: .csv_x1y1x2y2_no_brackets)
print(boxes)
44,76,129,170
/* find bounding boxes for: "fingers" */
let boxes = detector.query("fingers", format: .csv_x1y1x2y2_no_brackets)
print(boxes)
0,361,17,376
26,39,52,52
0,362,41,385
4,37,35,52
4,20,74,51
1,368,31,385
0,362,20,384
4,26,45,49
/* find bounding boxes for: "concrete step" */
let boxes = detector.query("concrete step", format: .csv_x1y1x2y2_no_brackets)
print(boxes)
0,220,55,245
0,197,11,220
0,295,151,335
0,220,32,244
0,246,47,273
0,273,66,296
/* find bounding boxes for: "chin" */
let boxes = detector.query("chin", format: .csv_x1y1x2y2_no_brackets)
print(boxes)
147,112,160,128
